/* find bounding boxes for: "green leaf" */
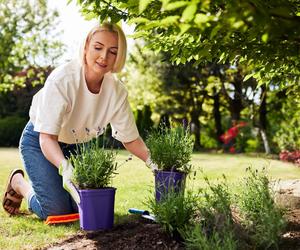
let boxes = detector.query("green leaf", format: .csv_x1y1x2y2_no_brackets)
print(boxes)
243,73,255,82
161,0,170,9
181,3,197,22
163,1,188,11
210,25,221,39
194,13,209,25
261,33,268,43
139,0,153,14
218,52,226,63
160,15,180,25
179,23,191,34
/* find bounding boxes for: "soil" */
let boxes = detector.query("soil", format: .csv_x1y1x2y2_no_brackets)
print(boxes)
42,209,300,250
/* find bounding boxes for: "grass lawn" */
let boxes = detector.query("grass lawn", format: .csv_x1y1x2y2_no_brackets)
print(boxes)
0,148,299,250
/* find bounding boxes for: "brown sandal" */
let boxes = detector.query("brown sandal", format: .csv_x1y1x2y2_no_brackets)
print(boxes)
2,169,24,215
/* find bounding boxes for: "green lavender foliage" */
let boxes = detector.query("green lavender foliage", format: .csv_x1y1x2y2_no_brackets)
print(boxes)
182,224,237,250
237,167,286,249
71,139,118,189
148,190,199,237
181,175,237,250
146,125,194,172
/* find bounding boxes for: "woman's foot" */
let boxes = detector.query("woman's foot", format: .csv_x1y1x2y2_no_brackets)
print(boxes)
2,169,25,215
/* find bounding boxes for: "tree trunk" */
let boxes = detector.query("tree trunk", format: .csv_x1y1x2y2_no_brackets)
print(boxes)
212,87,223,143
231,76,243,121
159,113,170,128
259,85,271,154
260,129,271,154
259,85,267,130
190,109,201,150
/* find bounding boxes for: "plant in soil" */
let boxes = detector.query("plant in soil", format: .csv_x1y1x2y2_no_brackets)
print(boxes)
70,138,118,189
147,189,199,239
236,167,287,249
181,175,237,250
146,124,194,173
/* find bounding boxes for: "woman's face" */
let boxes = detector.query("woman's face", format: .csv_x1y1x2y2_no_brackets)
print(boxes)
85,30,118,77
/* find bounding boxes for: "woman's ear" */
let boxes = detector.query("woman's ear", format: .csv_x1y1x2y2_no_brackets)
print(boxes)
83,47,88,65
83,38,89,65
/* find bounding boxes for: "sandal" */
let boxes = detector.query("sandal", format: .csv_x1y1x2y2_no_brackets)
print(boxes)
2,169,24,215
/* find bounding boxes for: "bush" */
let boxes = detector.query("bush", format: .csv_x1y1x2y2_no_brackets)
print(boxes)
0,116,27,146
147,190,199,238
237,167,286,249
244,138,261,153
181,176,237,250
182,224,237,250
279,150,300,165
273,104,300,152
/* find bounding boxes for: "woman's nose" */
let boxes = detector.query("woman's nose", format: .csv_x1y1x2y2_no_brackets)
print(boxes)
100,50,108,60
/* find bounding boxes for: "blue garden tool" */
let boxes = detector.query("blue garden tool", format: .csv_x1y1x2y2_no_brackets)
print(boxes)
128,208,156,222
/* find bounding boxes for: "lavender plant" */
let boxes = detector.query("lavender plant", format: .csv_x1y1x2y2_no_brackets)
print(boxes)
237,167,286,249
70,127,122,189
146,125,194,173
147,189,199,238
70,139,118,189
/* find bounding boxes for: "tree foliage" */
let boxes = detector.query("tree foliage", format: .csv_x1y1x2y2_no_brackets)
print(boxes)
77,0,300,94
0,0,63,91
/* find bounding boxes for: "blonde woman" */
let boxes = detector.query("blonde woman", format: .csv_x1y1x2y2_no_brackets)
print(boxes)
2,22,157,219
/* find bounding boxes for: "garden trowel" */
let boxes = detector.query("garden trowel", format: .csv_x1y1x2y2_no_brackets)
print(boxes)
128,208,156,222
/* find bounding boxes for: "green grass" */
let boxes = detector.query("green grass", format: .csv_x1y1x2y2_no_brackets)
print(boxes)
0,148,299,250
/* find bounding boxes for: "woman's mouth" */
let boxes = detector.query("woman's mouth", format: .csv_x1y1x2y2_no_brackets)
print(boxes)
96,62,107,68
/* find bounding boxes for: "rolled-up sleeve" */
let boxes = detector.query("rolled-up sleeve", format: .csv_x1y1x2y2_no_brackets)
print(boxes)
110,97,139,143
33,77,69,135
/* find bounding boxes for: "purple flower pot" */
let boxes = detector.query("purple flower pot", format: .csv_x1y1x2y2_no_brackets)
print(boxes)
155,170,186,202
78,187,116,231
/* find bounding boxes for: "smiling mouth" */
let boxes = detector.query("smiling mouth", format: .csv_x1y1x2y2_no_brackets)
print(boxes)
96,62,107,68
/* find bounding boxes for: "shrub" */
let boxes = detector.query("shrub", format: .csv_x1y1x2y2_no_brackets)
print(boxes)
0,116,27,146
182,224,237,250
237,167,286,249
279,150,300,165
146,125,194,173
71,139,118,189
244,138,261,153
273,109,300,152
181,175,237,250
147,189,199,238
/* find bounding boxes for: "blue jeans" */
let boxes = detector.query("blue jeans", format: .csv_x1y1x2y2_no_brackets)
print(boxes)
19,121,78,219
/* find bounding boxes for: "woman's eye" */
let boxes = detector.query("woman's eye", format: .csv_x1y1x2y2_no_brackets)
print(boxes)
110,50,117,55
94,47,102,51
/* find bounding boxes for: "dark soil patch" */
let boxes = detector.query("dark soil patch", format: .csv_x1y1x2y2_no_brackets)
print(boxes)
279,209,300,250
43,217,184,250
43,210,300,250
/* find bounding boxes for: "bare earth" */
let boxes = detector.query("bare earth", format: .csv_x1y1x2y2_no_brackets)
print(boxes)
42,210,300,250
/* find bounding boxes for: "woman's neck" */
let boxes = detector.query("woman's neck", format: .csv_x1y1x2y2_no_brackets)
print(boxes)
84,68,104,94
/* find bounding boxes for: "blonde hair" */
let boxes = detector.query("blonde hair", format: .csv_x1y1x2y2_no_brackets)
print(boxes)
79,22,127,73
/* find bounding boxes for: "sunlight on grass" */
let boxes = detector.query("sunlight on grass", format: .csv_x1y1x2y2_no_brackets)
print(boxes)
0,148,299,250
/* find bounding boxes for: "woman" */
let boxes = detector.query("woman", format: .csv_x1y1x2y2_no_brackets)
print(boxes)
2,22,156,219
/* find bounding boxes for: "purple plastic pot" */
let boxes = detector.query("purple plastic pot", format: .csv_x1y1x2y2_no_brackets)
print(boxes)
78,187,116,231
155,170,186,202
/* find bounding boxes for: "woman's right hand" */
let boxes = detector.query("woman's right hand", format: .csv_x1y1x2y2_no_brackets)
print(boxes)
59,159,81,204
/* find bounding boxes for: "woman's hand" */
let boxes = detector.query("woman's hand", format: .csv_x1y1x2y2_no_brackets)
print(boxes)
145,157,158,171
59,159,80,204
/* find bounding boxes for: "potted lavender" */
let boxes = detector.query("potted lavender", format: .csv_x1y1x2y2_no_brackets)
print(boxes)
70,138,118,231
146,125,194,201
